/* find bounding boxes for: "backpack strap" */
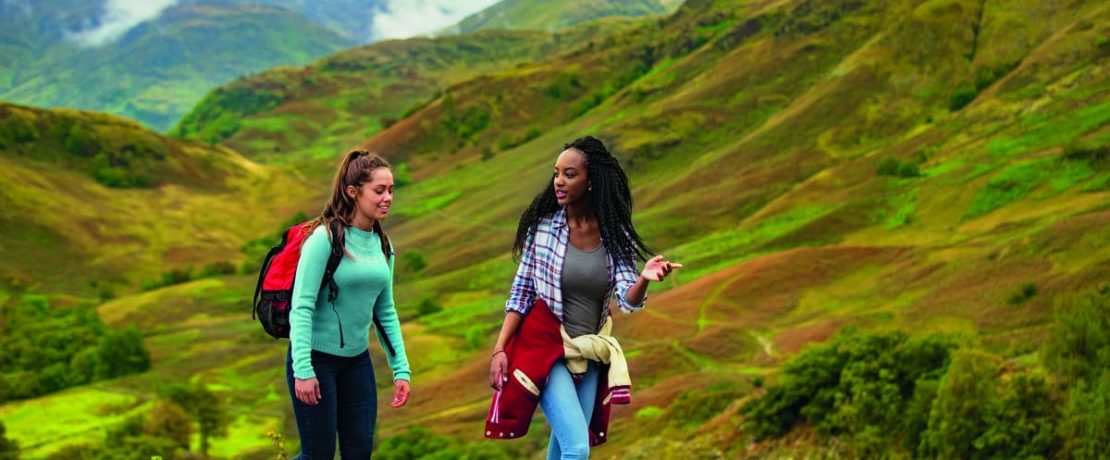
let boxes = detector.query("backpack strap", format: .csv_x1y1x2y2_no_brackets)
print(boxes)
323,220,346,348
319,221,397,357
376,246,397,357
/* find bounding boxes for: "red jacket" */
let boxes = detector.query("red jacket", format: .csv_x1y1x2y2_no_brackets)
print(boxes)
484,299,613,446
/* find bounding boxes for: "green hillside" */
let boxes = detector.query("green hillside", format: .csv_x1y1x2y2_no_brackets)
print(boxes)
0,102,316,296
443,0,685,34
1,0,1109,458
171,26,643,171
0,2,353,131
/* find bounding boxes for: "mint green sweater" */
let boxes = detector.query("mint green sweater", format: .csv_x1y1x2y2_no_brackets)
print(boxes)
289,225,410,381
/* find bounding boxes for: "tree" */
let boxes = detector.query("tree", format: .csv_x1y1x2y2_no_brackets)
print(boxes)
920,350,999,458
162,382,231,456
0,420,19,460
95,327,151,379
1044,289,1110,385
143,400,194,450
1060,371,1110,459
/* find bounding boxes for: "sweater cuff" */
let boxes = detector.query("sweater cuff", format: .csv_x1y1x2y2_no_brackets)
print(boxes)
293,368,316,380
393,371,411,382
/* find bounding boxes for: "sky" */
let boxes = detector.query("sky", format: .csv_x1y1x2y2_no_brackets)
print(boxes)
68,0,179,47
371,0,501,41
62,0,502,47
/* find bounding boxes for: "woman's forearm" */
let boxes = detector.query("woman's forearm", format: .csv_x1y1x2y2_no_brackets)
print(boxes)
624,275,649,306
493,312,524,352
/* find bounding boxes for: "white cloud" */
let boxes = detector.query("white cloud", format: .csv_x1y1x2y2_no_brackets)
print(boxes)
67,0,179,47
371,0,500,41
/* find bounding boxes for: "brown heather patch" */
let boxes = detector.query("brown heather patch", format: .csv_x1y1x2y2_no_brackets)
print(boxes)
901,257,1055,332
683,326,755,361
618,309,699,346
773,319,844,355
690,246,906,328
626,343,702,387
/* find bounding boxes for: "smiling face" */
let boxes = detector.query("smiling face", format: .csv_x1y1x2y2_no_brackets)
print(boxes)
347,167,394,223
553,148,589,206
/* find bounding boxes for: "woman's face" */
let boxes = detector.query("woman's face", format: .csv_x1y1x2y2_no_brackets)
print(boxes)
553,148,589,207
348,167,394,222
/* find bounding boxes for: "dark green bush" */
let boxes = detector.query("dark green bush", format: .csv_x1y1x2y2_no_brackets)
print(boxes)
950,87,978,111
0,296,150,402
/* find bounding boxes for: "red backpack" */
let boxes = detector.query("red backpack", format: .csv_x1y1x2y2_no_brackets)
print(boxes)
252,220,395,355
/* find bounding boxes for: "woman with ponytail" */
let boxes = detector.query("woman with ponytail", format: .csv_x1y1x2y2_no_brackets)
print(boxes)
288,149,411,458
484,136,681,459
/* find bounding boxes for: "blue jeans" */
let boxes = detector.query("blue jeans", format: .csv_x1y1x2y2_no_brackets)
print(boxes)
539,361,599,460
286,347,377,459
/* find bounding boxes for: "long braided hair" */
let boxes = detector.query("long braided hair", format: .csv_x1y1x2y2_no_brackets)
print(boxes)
512,136,651,265
307,149,393,257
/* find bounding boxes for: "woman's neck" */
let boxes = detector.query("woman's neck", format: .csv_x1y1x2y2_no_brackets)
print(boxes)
565,200,595,226
350,214,375,232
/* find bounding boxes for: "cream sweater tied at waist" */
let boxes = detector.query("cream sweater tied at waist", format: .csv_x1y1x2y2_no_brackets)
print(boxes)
561,316,632,405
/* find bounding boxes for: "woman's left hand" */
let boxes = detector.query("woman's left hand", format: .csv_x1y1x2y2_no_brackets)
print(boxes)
640,255,683,282
391,380,410,408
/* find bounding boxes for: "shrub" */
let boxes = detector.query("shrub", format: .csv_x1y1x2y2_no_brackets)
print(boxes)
0,421,18,460
0,114,39,148
1060,371,1110,459
877,157,900,176
95,327,151,379
401,250,426,274
897,161,920,178
1009,282,1037,305
464,325,486,351
919,350,1000,458
950,87,978,111
878,158,921,178
1044,289,1110,385
741,330,955,444
416,297,443,317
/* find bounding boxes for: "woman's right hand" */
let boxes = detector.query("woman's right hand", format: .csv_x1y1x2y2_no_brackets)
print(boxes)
295,377,321,405
489,351,508,391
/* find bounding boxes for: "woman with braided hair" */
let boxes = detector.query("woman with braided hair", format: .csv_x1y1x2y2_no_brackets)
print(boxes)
485,136,681,459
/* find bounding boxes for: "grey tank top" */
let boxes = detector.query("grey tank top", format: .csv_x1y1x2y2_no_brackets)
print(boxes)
561,242,610,338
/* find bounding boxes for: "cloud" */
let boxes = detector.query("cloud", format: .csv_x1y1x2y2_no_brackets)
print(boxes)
67,0,179,47
371,0,500,41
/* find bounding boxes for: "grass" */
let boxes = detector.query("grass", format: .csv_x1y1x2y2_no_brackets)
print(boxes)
5,0,1110,457
0,388,150,457
965,160,1049,218
986,102,1110,158
663,205,838,282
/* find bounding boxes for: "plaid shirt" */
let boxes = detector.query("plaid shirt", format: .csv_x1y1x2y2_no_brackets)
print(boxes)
505,208,645,323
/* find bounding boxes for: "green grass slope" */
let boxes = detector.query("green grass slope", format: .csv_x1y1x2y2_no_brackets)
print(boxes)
170,27,640,171
0,102,316,295
2,0,1108,458
358,0,1109,454
442,0,684,34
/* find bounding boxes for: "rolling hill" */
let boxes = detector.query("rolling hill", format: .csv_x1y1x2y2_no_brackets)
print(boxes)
1,0,1108,458
441,0,685,34
0,1,363,131
171,24,645,171
0,102,316,296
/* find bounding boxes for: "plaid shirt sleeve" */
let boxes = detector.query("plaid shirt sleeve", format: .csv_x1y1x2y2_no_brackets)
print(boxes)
613,256,645,313
504,231,537,315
